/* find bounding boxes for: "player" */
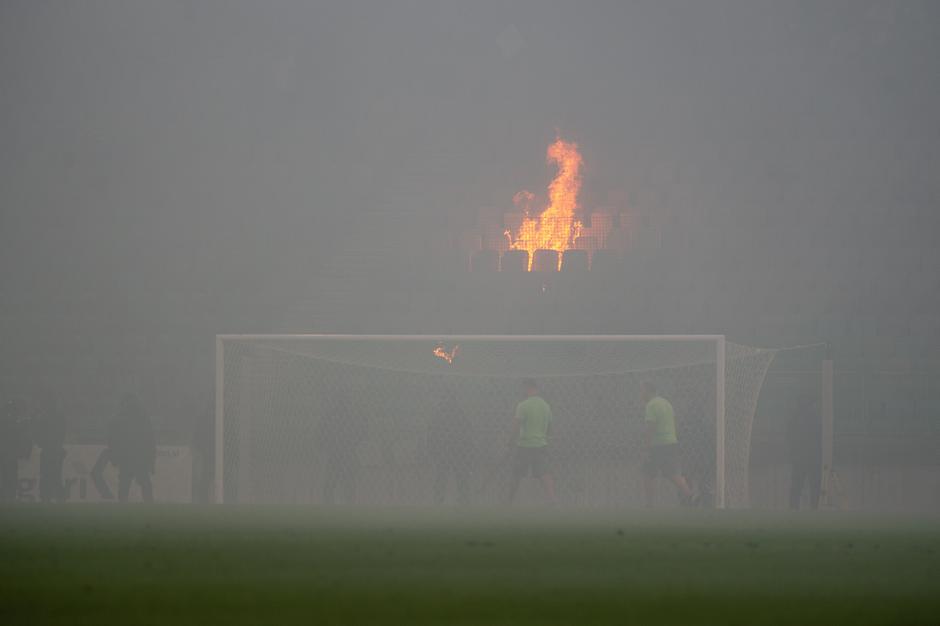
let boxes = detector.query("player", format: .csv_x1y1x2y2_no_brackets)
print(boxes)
507,379,556,505
109,394,156,503
427,384,472,505
641,382,695,507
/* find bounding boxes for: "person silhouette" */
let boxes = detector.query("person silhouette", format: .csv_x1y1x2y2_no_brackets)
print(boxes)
109,394,156,503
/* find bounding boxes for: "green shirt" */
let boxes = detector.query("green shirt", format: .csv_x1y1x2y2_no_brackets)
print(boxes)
645,396,677,446
515,395,552,448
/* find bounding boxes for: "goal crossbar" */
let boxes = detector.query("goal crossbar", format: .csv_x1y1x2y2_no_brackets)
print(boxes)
217,334,725,342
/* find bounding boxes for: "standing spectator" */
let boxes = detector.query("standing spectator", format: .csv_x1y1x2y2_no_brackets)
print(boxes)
110,394,156,503
33,396,67,503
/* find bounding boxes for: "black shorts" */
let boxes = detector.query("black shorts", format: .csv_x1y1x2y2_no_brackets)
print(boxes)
513,446,549,478
643,443,681,478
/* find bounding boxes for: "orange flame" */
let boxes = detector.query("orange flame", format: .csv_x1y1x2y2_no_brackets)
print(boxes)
506,137,584,269
433,343,460,364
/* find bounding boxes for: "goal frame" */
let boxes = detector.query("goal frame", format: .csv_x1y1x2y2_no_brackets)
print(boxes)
214,334,727,507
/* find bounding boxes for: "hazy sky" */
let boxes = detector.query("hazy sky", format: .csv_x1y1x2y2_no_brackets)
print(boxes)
2,1,938,294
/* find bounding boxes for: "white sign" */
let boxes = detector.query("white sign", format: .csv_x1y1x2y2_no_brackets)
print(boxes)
17,444,192,503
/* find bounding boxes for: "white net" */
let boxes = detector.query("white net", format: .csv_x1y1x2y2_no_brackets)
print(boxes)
217,336,775,507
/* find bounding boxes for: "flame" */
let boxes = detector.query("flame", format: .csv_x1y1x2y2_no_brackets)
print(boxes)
506,137,584,269
433,343,460,364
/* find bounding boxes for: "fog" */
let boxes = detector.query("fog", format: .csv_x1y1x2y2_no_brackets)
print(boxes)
1,1,939,510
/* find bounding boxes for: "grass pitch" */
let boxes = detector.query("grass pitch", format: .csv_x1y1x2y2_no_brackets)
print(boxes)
1,506,938,625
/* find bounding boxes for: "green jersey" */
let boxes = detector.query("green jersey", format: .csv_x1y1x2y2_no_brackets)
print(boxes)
515,395,552,448
645,396,678,446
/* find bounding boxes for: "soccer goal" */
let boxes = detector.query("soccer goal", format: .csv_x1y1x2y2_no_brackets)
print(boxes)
215,335,776,508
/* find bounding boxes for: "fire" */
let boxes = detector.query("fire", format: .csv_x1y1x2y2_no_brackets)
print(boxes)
433,343,460,364
506,137,584,269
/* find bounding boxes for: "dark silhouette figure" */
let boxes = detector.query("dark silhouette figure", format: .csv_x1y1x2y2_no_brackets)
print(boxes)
427,386,473,505
90,446,116,500
109,395,156,503
318,393,366,506
787,394,822,510
32,399,67,503
1,400,26,502
678,398,714,508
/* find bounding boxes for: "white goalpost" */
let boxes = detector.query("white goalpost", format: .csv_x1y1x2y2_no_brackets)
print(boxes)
214,334,775,508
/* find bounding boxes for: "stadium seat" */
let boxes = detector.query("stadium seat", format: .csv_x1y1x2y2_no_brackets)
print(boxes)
500,249,529,273
532,249,560,272
561,249,589,273
470,249,498,273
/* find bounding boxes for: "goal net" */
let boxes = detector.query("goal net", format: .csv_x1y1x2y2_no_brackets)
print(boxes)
215,335,775,508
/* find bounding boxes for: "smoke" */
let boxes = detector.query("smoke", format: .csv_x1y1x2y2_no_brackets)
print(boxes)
512,190,538,216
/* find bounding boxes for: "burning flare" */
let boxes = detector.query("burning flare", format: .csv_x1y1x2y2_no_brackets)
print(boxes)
506,137,584,269
433,343,460,364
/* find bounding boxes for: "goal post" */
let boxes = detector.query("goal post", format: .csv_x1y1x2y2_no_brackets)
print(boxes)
214,335,225,507
214,334,774,507
716,335,726,509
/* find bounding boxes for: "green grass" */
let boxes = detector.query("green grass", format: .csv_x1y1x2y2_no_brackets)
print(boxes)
1,506,938,625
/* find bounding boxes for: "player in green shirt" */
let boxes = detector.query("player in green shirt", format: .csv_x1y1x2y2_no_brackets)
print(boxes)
641,382,695,507
507,379,557,505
